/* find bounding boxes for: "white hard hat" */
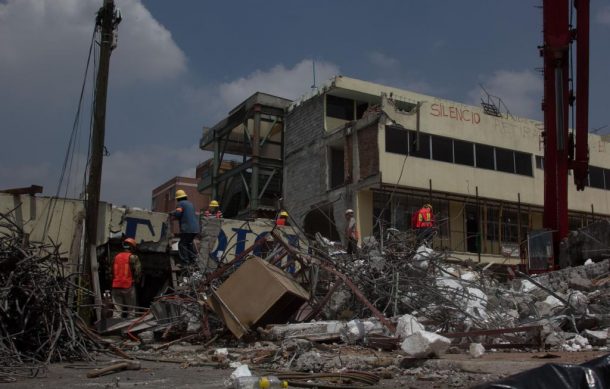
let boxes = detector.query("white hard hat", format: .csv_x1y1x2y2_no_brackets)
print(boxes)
345,209,354,214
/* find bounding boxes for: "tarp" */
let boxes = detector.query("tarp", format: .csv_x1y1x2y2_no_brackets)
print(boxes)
475,354,610,389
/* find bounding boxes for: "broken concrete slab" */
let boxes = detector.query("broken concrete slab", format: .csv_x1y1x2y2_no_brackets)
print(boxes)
395,314,425,339
583,329,608,346
469,343,485,358
400,331,451,358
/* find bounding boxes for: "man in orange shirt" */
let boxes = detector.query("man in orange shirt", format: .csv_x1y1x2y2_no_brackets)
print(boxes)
413,203,435,243
111,237,141,319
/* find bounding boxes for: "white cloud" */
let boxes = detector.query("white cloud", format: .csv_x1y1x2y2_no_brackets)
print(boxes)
469,69,542,119
218,59,340,109
0,0,186,104
101,145,210,208
597,5,610,25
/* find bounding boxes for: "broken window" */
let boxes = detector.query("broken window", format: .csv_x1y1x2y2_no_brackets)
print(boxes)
501,210,518,243
465,205,479,253
485,206,499,241
476,144,494,170
408,131,430,159
356,101,369,119
495,147,514,174
515,152,533,176
589,166,605,189
326,95,354,120
454,139,474,167
329,147,345,189
431,135,453,163
385,126,408,155
569,214,584,230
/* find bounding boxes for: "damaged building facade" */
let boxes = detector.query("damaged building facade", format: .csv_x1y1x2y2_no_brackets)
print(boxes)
282,76,610,265
199,92,292,219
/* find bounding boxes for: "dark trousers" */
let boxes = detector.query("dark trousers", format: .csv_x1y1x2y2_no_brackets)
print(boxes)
347,238,359,256
178,233,198,263
416,227,434,245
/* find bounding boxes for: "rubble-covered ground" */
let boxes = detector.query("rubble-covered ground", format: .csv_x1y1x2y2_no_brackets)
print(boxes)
4,211,610,387
5,350,608,388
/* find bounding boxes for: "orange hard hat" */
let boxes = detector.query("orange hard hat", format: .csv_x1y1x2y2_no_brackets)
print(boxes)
123,237,137,249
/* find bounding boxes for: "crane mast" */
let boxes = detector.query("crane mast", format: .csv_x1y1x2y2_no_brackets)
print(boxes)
541,0,589,269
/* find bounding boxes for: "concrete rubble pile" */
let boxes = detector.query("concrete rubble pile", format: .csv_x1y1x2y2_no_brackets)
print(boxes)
97,223,610,388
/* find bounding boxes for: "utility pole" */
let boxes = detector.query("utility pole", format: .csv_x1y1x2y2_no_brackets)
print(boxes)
84,0,121,322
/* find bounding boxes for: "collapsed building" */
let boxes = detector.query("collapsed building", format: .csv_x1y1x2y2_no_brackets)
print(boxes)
280,76,610,269
4,76,610,386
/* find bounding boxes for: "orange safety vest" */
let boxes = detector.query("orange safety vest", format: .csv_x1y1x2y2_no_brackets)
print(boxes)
276,217,286,226
112,252,134,289
416,208,433,228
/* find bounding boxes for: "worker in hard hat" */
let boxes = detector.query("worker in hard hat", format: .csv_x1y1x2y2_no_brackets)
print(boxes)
170,189,201,264
111,237,141,319
413,203,435,244
276,210,289,226
204,199,223,219
344,208,359,256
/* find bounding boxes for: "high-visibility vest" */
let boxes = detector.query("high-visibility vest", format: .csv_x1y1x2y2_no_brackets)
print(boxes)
416,208,433,228
276,217,286,226
112,252,134,289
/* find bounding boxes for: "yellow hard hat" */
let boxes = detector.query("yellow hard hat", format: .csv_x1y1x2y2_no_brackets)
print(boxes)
210,200,219,207
280,211,288,217
175,189,187,199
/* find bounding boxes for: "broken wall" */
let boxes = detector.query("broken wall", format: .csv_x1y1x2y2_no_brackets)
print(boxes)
0,193,171,264
284,95,329,228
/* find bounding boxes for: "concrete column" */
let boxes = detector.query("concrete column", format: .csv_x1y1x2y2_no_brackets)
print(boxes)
250,105,261,212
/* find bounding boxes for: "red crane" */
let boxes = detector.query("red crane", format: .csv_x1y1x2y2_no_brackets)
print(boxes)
541,0,589,268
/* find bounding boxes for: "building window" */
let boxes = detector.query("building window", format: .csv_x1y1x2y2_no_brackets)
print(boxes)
408,131,430,159
329,147,345,189
535,155,544,170
454,139,474,166
515,152,533,176
431,135,453,163
605,169,610,190
356,102,369,119
495,147,515,174
589,166,605,189
486,206,499,241
385,126,408,155
326,95,354,120
476,144,494,170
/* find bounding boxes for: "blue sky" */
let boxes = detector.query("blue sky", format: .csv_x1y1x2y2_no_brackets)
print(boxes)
1,0,609,207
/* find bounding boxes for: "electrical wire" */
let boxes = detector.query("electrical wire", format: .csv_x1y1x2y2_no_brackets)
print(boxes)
40,26,97,240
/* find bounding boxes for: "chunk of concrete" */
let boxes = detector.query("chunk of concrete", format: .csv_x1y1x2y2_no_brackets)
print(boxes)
583,329,608,346
295,351,323,372
535,295,564,317
342,319,383,343
567,291,589,315
400,330,451,358
469,343,485,358
568,275,594,292
413,245,434,270
396,314,425,339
